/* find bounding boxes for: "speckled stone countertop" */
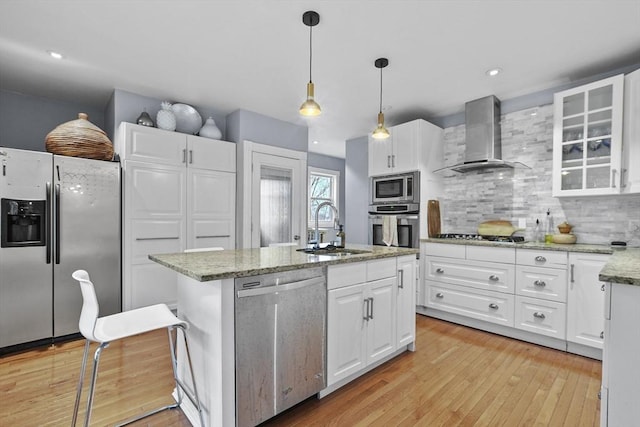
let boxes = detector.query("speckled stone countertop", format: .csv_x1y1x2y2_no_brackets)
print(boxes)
421,238,615,254
149,244,419,282
599,248,640,286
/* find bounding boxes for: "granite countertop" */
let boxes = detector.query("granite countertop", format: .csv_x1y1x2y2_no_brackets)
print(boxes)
599,248,640,286
149,244,419,282
421,238,615,254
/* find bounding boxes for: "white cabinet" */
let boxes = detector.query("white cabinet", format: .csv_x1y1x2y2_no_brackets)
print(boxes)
117,123,236,310
326,256,416,387
622,68,640,194
601,282,640,426
567,252,609,349
552,74,625,196
513,249,567,339
396,255,417,348
368,119,443,176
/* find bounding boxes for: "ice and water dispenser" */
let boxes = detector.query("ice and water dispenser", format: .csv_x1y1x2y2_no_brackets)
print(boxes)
1,198,46,247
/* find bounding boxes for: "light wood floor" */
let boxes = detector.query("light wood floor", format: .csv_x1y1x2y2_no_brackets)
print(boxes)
0,315,601,426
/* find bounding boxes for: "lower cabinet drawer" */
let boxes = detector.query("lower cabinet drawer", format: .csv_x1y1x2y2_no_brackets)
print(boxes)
426,281,514,327
514,296,566,339
516,265,567,303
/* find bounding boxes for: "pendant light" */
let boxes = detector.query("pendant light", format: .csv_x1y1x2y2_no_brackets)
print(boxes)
299,11,321,116
372,57,390,139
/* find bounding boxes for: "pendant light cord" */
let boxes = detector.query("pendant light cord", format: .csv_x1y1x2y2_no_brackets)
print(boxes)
309,25,313,82
379,66,383,114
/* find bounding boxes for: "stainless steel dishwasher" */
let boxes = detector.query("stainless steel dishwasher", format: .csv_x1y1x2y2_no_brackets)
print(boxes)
235,267,326,427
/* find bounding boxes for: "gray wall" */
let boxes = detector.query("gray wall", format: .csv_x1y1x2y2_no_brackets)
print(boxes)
307,152,346,226
106,88,227,141
0,89,105,152
345,136,369,244
226,109,307,152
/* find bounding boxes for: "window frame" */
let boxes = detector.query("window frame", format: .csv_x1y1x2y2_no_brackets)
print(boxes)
308,166,340,229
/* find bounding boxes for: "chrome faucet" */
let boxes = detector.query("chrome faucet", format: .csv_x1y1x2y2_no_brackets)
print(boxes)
312,201,339,249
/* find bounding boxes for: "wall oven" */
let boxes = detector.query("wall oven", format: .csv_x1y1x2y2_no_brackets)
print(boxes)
368,214,419,248
370,171,419,205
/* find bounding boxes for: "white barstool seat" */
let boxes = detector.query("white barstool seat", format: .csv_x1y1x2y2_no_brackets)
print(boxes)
71,269,204,427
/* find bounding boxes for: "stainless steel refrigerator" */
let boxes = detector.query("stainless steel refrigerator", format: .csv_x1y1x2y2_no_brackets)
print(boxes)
0,147,121,349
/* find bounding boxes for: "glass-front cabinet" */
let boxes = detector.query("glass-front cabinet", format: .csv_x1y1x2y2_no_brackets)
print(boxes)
552,74,624,196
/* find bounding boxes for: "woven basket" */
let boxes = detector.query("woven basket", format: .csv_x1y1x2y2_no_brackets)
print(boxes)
45,113,114,160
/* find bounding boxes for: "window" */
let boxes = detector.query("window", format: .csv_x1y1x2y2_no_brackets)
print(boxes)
308,167,340,229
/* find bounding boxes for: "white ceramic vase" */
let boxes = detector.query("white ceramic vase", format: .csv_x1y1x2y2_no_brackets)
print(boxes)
156,102,176,131
199,117,222,139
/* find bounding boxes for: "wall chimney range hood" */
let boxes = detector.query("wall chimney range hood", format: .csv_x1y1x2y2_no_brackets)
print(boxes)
435,95,529,173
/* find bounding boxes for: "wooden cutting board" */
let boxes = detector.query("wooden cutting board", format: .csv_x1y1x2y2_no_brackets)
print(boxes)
427,200,441,237
477,220,523,236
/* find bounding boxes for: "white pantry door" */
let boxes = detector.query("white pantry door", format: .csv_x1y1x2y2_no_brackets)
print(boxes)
251,151,305,248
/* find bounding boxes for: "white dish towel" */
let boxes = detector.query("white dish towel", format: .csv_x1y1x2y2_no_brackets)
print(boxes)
382,215,398,246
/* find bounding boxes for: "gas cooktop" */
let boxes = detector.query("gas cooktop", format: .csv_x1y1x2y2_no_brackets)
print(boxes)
435,233,526,243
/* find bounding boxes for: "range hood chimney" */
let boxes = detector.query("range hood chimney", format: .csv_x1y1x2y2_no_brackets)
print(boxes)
435,95,529,173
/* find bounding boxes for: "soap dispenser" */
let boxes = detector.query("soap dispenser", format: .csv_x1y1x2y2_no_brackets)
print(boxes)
544,209,554,243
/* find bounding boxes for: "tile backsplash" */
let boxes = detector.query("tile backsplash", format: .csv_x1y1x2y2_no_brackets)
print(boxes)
438,104,640,247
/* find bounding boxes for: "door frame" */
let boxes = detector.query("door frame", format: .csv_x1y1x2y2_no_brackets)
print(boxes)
237,140,307,248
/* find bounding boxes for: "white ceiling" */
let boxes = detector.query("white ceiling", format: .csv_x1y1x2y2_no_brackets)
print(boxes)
1,0,639,158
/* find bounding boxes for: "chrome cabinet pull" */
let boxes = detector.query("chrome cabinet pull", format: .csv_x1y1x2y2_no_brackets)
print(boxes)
600,331,604,339
534,280,546,287
196,234,230,239
189,149,193,164
489,303,499,310
621,168,628,188
135,236,180,241
533,312,546,320
398,269,404,289
535,256,546,263
489,275,499,282
570,264,575,284
182,148,187,163
435,268,444,274
369,297,374,320
611,168,617,188
392,155,396,167
387,155,391,168
601,284,605,292
435,292,444,299
363,298,370,321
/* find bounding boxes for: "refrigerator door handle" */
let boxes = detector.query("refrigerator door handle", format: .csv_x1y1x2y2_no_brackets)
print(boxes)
46,181,52,264
55,183,61,264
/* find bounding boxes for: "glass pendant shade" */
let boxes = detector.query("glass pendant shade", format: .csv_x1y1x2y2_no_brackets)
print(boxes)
300,82,321,116
372,112,390,139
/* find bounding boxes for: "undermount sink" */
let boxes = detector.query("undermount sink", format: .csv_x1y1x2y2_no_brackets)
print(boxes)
296,248,372,257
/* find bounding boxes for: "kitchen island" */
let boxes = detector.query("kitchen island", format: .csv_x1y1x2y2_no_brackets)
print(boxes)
149,244,418,427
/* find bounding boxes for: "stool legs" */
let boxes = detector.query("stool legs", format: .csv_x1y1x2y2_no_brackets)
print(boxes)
71,329,205,427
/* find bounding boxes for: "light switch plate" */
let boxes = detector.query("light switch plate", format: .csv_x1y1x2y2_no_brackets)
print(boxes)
518,218,527,228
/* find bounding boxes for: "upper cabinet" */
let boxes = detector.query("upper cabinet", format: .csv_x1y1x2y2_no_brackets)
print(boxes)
622,68,640,194
552,72,639,196
368,119,443,177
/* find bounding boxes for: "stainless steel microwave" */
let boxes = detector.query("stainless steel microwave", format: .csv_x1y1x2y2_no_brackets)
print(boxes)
370,171,420,205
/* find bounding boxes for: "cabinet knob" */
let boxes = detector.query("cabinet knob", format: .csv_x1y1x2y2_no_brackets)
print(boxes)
435,292,444,299
534,280,546,287
533,312,546,320
600,331,604,339
601,284,605,292
489,275,499,282
535,256,547,263
489,303,499,310
435,268,444,274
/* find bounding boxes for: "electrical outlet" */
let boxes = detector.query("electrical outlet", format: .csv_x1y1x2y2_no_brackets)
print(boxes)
518,218,527,229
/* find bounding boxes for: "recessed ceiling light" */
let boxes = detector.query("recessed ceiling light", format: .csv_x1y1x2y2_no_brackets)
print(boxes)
48,50,63,60
313,140,319,144
486,68,502,77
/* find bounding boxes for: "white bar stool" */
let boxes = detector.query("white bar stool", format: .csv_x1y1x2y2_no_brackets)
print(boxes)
71,269,205,427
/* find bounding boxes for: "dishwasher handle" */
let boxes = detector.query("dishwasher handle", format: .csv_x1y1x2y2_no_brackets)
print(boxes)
237,276,325,298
